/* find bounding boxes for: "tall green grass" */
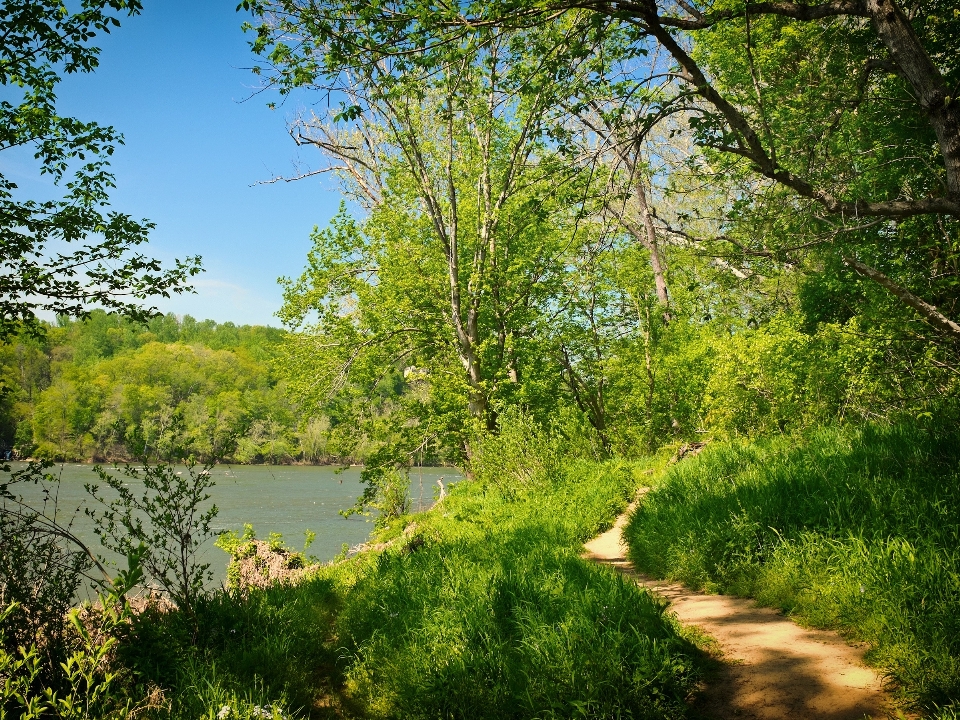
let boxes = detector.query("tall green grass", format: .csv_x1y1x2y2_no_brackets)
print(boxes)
120,459,702,719
623,422,960,714
331,460,699,719
118,576,341,717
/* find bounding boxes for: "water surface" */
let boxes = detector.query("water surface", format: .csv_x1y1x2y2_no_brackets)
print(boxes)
9,462,459,593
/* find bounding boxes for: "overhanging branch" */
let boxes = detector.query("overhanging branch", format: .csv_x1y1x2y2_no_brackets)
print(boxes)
844,257,960,341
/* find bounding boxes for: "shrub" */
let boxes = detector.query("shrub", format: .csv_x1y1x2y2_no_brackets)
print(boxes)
86,461,219,617
1,552,146,720
0,461,97,686
469,407,562,492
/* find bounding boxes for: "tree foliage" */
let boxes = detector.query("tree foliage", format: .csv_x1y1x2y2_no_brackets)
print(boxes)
273,30,624,469
0,0,201,336
243,0,960,496
244,0,960,343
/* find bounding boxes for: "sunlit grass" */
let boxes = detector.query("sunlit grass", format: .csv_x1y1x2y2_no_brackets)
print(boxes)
327,460,701,719
623,422,960,715
120,459,703,719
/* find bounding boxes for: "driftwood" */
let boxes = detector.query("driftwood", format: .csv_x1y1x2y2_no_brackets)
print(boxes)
670,442,708,464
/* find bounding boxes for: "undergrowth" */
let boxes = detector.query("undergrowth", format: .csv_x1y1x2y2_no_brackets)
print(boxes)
623,421,960,716
119,459,702,719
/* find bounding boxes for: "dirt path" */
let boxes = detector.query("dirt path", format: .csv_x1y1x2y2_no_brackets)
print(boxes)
583,495,894,720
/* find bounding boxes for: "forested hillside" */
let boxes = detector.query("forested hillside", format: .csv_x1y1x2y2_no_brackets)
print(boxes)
0,312,323,464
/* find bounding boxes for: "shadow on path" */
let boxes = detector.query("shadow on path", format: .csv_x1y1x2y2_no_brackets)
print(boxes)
583,495,894,720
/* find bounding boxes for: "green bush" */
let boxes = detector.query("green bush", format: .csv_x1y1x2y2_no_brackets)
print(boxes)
1,553,146,720
117,576,340,718
87,461,219,618
621,313,960,449
0,461,94,689
624,421,960,712
469,407,562,492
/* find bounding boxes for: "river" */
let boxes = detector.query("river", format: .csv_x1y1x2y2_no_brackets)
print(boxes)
8,462,459,596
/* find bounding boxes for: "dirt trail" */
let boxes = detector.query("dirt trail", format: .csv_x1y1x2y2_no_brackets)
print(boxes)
583,494,894,720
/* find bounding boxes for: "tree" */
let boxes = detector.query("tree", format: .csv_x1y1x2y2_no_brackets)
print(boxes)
250,8,701,462
242,0,960,342
1,0,201,337
273,28,604,446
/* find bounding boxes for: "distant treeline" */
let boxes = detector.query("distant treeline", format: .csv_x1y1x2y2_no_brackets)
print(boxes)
0,311,393,465
5,304,958,467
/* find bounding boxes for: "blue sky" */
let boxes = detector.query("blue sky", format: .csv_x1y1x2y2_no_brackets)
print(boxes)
15,2,344,327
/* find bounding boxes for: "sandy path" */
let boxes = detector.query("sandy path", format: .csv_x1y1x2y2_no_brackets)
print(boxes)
583,496,893,720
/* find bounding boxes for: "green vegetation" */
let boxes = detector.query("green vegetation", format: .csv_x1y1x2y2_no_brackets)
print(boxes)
326,461,694,718
0,312,366,464
100,439,698,719
249,0,960,518
4,0,960,718
624,422,960,714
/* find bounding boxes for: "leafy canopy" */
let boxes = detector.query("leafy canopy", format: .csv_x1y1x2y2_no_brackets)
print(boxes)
0,0,201,337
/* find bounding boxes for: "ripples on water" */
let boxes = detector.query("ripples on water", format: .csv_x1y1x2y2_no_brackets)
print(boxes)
9,463,459,594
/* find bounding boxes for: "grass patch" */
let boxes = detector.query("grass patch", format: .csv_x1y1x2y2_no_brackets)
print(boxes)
118,577,343,718
623,422,960,714
119,459,702,719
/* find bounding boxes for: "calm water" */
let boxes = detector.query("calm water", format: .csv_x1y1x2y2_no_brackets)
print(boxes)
9,462,459,593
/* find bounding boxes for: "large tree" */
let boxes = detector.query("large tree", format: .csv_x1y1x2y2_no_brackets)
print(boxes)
242,0,960,341
259,14,638,433
275,46,595,451
1,0,201,337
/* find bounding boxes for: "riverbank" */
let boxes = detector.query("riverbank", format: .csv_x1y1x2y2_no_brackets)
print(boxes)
112,455,704,719
9,422,958,718
12,456,459,469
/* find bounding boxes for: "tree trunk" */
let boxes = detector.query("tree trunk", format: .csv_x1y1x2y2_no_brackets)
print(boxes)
634,177,671,314
866,0,960,198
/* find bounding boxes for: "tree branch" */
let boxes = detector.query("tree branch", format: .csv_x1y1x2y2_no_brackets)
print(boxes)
844,257,960,340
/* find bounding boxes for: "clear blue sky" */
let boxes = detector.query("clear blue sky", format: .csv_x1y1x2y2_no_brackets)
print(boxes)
26,2,344,327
